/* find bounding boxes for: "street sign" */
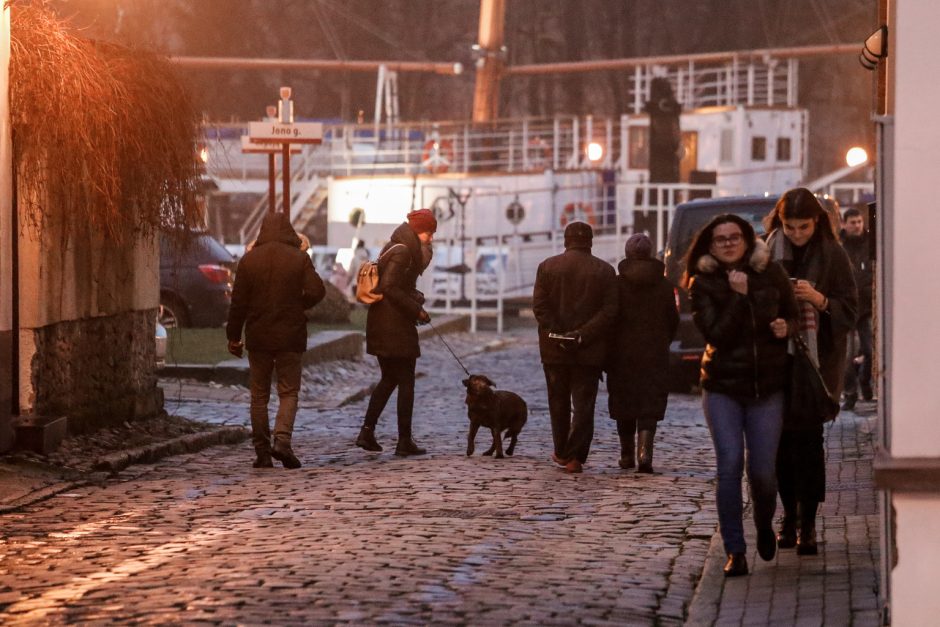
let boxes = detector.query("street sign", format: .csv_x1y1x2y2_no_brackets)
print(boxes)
248,121,323,144
240,135,301,154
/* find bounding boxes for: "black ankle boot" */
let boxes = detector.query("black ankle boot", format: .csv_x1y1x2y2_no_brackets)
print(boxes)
777,516,797,549
356,425,382,452
637,427,656,473
723,553,748,577
617,420,636,469
394,437,427,457
797,525,818,555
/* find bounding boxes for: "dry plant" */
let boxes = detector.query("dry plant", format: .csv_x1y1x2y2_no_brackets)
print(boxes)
8,1,204,246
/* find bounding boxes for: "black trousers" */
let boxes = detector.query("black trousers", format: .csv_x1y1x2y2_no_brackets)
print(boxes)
543,364,601,463
777,426,826,516
844,314,874,397
364,356,417,437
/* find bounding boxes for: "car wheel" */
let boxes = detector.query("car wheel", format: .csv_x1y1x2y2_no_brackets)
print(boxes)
159,298,189,329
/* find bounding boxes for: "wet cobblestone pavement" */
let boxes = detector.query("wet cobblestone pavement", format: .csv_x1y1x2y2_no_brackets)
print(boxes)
0,329,720,625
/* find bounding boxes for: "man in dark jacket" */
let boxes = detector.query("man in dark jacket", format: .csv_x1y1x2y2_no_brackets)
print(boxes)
226,212,326,469
839,207,873,409
533,221,618,473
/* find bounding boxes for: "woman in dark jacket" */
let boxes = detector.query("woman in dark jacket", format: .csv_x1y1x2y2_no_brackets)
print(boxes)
685,214,798,577
764,188,858,555
606,233,678,472
355,209,436,457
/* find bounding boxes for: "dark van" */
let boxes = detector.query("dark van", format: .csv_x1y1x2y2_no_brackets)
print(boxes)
663,196,777,389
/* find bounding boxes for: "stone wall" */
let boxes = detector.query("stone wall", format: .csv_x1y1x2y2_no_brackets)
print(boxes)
25,309,163,434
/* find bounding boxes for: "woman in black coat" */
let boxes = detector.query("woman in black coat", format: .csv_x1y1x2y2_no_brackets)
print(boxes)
355,209,436,457
764,188,857,555
686,213,798,577
606,233,678,473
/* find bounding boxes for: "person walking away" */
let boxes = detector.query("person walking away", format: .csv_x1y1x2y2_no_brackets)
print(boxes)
355,209,436,456
839,206,873,410
226,212,326,469
533,221,617,474
764,188,858,555
685,214,798,576
606,233,678,472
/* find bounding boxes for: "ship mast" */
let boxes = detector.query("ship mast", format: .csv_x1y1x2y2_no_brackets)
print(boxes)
471,0,506,123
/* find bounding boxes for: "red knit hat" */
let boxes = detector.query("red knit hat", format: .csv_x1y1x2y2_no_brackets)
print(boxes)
407,208,438,234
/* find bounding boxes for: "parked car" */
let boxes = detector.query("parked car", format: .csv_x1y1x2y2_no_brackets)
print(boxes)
663,195,777,390
160,233,235,328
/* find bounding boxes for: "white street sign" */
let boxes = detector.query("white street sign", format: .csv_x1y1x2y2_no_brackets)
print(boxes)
249,121,323,144
240,135,301,154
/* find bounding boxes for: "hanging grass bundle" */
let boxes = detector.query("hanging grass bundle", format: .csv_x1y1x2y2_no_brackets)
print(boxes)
9,2,204,245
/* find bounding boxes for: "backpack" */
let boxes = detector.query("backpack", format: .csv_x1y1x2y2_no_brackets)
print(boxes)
355,243,407,304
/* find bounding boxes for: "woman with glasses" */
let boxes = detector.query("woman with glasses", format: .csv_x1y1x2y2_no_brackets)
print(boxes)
683,214,798,577
764,188,857,556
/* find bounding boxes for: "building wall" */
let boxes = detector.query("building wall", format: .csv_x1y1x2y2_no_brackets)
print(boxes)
0,6,13,450
16,202,161,432
887,1,940,622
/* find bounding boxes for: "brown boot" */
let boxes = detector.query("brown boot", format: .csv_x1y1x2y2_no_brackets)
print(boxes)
356,425,382,452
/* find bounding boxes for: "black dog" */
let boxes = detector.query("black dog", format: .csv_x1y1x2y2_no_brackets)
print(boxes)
463,374,528,459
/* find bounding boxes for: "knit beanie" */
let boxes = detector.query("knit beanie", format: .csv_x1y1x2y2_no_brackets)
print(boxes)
407,208,438,234
624,233,653,260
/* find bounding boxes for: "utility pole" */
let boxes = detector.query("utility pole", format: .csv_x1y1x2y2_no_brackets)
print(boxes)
472,0,506,123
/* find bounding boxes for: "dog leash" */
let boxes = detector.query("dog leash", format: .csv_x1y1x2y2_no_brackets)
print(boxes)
427,320,471,376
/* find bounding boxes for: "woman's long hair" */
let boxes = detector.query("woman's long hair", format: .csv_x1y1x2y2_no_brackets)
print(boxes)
763,187,837,241
681,213,757,288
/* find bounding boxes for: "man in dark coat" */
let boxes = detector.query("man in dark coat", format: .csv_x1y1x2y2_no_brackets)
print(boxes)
356,209,435,456
226,212,326,469
606,233,679,472
533,221,618,473
839,207,874,409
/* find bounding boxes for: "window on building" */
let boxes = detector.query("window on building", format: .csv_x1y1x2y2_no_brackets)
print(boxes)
720,129,734,164
751,136,767,161
777,137,792,162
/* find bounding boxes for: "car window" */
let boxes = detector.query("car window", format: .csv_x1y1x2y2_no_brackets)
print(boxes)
161,234,235,268
672,205,768,257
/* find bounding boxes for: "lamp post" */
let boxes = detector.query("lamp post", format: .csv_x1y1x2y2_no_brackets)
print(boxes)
278,87,293,215
265,105,277,214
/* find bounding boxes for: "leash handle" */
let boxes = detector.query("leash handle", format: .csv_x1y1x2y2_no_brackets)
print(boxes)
427,320,471,376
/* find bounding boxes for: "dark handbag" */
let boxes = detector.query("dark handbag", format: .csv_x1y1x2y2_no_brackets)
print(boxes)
785,333,840,427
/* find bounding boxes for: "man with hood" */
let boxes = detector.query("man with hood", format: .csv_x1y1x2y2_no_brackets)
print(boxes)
605,233,679,472
533,220,618,473
226,212,326,469
355,208,436,457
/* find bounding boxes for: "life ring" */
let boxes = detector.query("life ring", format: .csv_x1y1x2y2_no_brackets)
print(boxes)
527,137,552,170
422,139,454,174
560,202,596,227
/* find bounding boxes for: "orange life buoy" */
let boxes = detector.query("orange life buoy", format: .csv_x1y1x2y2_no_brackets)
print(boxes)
560,202,596,227
422,139,454,174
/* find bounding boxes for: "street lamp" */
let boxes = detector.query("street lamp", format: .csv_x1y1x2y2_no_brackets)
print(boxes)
586,142,604,163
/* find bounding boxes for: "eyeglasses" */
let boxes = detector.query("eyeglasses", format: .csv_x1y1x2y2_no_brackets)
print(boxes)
712,233,744,247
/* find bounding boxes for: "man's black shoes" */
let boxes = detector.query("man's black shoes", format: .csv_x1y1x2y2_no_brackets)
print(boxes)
271,445,302,469
723,553,748,577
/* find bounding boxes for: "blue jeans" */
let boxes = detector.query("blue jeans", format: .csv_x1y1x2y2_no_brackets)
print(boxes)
703,390,784,554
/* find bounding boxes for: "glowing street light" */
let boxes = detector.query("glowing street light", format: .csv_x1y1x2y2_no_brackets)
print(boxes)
846,147,868,167
586,142,604,162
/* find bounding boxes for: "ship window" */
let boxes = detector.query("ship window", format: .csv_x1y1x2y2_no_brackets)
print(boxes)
751,136,767,161
628,126,649,170
777,137,792,162
719,129,734,164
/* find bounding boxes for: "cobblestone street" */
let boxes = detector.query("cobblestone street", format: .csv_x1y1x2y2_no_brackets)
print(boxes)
0,329,722,625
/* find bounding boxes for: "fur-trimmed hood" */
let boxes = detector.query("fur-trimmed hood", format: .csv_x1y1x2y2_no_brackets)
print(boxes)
695,239,770,275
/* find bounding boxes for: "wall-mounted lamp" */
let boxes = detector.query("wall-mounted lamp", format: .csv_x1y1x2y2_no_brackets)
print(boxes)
859,25,888,70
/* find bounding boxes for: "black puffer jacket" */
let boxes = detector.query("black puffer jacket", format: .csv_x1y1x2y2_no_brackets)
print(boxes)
689,241,798,398
226,213,326,353
365,223,428,359
606,258,679,420
533,247,618,367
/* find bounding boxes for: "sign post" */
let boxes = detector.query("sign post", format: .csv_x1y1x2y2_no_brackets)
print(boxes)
247,86,323,216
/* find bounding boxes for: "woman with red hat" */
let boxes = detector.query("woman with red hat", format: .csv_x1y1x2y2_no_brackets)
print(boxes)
356,209,437,456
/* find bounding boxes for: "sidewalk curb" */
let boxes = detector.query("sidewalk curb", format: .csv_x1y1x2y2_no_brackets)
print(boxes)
91,426,250,473
0,478,92,515
685,530,726,626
